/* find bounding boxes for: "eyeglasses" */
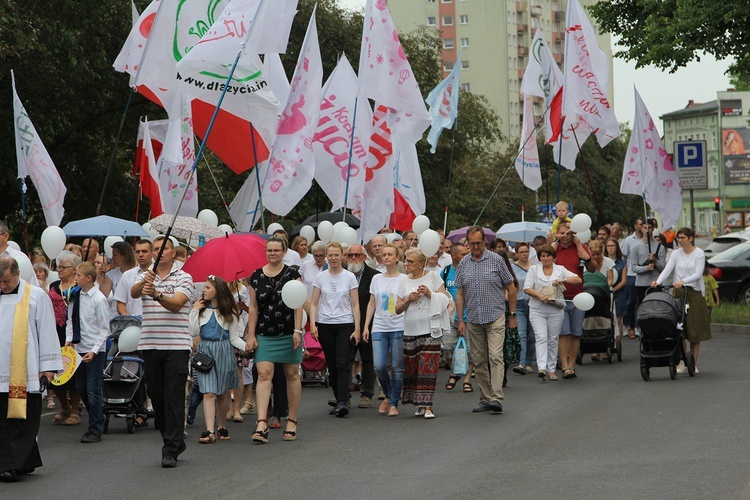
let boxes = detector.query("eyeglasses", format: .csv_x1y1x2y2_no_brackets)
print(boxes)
58,265,74,270
347,253,363,258
313,254,325,258
266,249,283,253
468,241,484,247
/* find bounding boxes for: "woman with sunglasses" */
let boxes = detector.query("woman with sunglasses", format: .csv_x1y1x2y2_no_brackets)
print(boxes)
246,237,304,442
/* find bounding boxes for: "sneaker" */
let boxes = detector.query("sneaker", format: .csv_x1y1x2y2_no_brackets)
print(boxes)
239,401,255,415
694,366,699,374
676,361,687,374
414,407,426,417
472,401,491,413
524,365,534,374
186,415,194,426
512,365,526,375
387,406,399,417
489,400,503,414
358,396,372,408
378,399,391,414
424,409,436,419
80,431,102,443
161,455,177,468
334,402,349,418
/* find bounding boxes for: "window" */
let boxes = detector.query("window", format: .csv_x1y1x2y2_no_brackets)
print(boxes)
461,60,470,70
442,15,454,26
459,14,469,24
461,83,471,92
427,16,436,26
441,0,453,3
426,0,436,3
460,37,469,47
443,38,455,49
444,61,455,71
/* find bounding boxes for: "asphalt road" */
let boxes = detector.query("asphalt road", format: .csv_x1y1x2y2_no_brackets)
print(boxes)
6,332,750,500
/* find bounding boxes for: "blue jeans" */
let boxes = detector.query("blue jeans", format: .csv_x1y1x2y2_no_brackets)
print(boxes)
371,331,404,407
517,300,535,366
75,351,106,435
624,276,637,328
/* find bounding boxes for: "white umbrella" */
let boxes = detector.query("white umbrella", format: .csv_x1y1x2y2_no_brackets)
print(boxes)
496,221,550,242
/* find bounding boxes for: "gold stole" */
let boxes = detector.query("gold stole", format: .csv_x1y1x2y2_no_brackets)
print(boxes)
8,282,31,419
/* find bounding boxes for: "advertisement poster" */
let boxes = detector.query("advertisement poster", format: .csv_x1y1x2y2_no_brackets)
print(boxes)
722,128,750,185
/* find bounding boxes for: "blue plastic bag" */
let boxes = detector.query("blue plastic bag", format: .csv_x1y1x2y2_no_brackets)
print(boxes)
453,337,469,376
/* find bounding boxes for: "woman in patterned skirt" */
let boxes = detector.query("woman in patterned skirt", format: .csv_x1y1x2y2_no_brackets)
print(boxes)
396,248,450,419
189,276,246,443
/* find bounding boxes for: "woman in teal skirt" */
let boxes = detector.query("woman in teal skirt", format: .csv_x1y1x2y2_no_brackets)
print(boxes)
246,236,304,443
189,276,246,443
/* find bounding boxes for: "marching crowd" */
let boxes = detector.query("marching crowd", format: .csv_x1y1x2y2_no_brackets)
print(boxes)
0,206,716,478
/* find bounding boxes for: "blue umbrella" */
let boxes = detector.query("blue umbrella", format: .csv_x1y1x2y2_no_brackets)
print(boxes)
496,221,551,243
63,216,150,237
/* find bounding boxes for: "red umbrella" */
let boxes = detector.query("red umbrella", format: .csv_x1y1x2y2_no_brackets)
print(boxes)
182,233,268,283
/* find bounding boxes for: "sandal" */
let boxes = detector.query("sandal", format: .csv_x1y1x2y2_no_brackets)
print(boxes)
63,414,81,426
268,416,281,429
134,416,149,428
47,397,56,410
198,430,216,443
239,401,255,415
463,382,473,393
233,414,243,423
283,418,297,441
252,419,269,444
445,375,460,390
217,428,230,440
53,409,71,424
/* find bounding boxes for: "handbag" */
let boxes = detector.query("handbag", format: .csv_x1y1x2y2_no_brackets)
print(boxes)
452,337,469,376
191,351,215,373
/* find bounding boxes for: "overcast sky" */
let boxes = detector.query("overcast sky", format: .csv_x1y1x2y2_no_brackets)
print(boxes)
336,0,733,135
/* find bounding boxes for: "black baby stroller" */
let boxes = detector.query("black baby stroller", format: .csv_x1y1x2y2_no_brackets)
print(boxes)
578,285,621,364
637,287,695,381
102,316,147,434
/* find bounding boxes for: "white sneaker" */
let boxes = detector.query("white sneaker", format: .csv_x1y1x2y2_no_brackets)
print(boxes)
694,366,699,374
676,361,686,374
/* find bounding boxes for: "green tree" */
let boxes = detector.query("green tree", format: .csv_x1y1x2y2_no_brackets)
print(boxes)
588,0,746,75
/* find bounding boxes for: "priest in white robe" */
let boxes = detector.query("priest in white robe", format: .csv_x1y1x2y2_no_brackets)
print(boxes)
0,256,62,482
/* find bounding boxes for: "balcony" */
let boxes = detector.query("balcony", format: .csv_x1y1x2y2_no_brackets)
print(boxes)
553,53,564,64
517,23,529,33
531,5,542,17
517,1,528,12
518,46,529,57
552,31,564,43
554,10,565,21
518,69,525,79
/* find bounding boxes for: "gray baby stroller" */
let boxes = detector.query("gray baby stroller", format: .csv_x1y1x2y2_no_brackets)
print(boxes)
102,316,147,434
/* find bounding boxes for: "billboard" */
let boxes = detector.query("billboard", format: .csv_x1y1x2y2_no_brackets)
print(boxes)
722,128,750,185
720,99,742,116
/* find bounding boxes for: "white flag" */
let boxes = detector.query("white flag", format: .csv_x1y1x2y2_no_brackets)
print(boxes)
562,0,620,147
521,29,563,140
393,140,426,215
358,0,430,143
515,94,543,190
159,92,199,217
229,163,267,232
12,71,66,226
313,55,372,215
360,104,398,242
552,114,593,171
263,53,291,103
425,51,461,154
260,8,323,216
622,87,683,230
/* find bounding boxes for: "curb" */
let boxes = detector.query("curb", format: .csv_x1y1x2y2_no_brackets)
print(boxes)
711,323,750,336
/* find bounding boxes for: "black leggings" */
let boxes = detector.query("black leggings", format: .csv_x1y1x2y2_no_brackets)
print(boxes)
317,323,355,403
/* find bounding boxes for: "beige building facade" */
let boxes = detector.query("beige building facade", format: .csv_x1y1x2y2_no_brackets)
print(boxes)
388,0,614,141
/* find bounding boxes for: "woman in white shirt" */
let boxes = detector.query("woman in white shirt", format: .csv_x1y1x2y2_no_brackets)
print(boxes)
363,244,405,417
309,242,360,418
524,244,582,381
395,248,450,419
652,227,711,373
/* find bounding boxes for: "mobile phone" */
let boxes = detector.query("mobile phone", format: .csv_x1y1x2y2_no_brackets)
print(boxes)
39,375,49,392
350,336,357,346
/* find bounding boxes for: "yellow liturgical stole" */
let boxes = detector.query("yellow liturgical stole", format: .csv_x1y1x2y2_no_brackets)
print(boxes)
8,282,31,419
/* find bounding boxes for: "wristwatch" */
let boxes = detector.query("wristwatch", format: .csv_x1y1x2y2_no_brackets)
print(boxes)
154,292,163,302
509,312,517,317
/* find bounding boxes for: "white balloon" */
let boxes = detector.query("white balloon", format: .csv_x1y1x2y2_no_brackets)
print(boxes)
332,221,349,242
41,226,67,260
217,224,233,235
576,230,591,244
13,253,34,283
266,222,284,235
573,292,595,311
47,271,59,283
281,280,307,309
142,222,152,232
198,209,219,228
117,325,142,353
412,215,430,235
340,226,358,245
418,229,441,257
317,221,334,243
570,213,592,233
103,236,124,259
300,225,316,245
7,241,20,251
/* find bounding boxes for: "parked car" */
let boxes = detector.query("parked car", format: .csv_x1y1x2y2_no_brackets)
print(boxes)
707,242,750,304
703,233,750,256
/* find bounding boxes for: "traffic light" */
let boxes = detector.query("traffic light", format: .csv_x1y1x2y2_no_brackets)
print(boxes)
714,197,721,211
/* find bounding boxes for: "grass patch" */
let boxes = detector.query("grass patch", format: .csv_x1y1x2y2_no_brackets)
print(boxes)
711,302,750,325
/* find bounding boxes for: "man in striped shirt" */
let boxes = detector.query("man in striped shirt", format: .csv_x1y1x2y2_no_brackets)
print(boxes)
131,236,193,468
